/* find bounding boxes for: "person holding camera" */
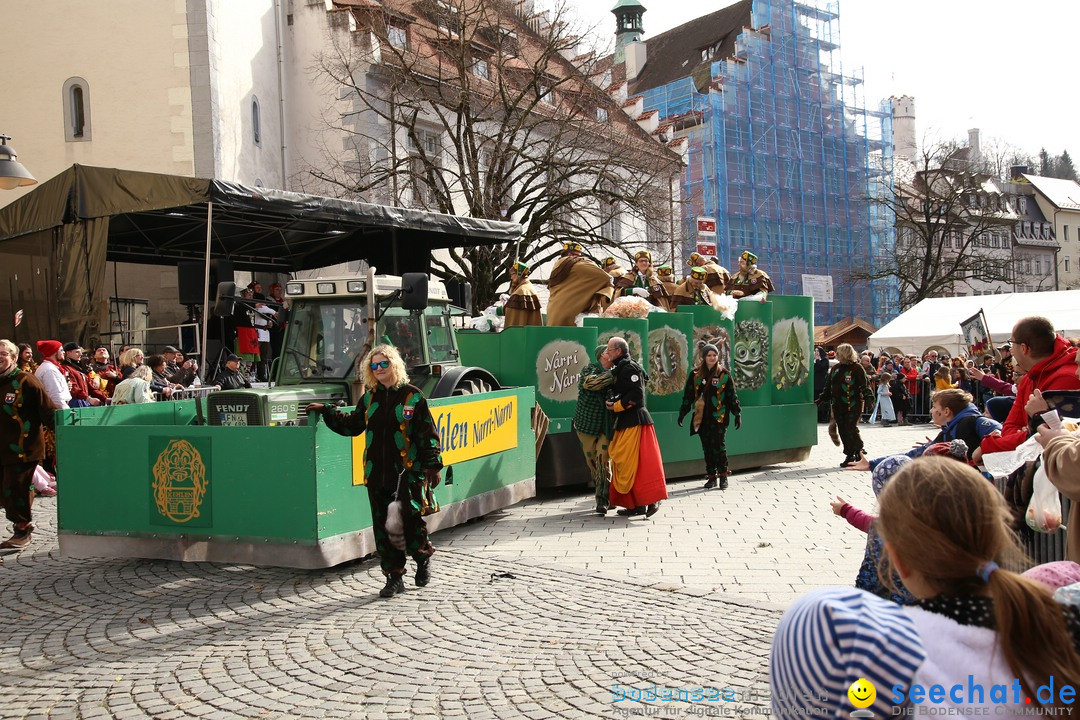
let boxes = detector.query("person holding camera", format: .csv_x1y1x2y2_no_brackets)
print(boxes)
306,344,443,598
604,337,667,518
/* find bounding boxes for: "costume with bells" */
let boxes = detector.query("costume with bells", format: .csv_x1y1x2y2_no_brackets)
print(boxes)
669,267,715,308
318,381,443,595
607,350,668,516
677,344,741,489
499,261,543,328
816,360,873,465
573,346,615,514
0,361,57,549
687,252,730,294
729,250,774,298
546,243,614,325
613,250,669,307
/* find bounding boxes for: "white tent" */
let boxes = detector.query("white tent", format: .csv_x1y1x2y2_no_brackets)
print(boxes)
869,290,1080,357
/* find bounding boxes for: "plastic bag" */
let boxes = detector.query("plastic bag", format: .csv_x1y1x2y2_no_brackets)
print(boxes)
982,434,1043,478
1026,462,1064,534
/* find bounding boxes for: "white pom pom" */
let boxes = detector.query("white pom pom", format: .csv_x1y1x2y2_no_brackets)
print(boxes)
385,500,407,550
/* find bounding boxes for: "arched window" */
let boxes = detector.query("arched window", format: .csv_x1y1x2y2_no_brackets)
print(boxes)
62,77,91,141
252,97,261,146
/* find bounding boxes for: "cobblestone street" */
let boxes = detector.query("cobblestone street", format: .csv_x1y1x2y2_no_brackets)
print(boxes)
1,422,929,719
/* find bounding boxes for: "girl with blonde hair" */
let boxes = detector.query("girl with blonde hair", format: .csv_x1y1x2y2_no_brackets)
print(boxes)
307,344,444,598
878,456,1080,708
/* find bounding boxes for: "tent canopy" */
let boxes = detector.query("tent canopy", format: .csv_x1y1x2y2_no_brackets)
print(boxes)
869,290,1080,357
0,164,522,271
0,164,522,342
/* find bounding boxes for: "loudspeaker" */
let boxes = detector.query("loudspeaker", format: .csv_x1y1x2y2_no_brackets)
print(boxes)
444,278,472,315
212,282,237,318
177,260,234,305
178,262,205,305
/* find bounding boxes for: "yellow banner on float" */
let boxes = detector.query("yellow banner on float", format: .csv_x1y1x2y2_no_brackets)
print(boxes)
351,395,519,486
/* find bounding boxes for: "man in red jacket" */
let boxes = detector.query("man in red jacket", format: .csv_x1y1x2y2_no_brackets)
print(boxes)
975,316,1080,463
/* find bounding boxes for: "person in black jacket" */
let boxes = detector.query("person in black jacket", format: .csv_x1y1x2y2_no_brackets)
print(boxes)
211,354,251,391
816,343,874,467
813,347,831,423
889,371,911,426
604,337,668,518
678,344,741,490
307,344,443,598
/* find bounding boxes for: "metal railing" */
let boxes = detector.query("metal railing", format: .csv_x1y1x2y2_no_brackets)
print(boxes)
98,322,202,355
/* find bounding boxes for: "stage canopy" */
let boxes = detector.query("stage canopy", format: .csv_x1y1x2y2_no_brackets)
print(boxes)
0,164,522,342
869,290,1080,357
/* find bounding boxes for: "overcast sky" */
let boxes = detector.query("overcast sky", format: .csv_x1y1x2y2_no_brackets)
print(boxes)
571,0,1077,160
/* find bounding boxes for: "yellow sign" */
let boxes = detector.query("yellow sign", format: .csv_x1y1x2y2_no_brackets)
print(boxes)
151,439,209,522
351,395,518,485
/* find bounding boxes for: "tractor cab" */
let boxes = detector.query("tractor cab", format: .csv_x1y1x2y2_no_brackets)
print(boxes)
206,272,498,426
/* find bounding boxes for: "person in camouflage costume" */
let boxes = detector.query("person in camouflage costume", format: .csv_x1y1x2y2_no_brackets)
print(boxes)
308,344,443,598
678,343,741,490
0,339,58,549
573,345,615,515
816,343,874,467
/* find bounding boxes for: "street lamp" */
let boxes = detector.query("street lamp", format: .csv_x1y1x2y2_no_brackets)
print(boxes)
0,135,37,190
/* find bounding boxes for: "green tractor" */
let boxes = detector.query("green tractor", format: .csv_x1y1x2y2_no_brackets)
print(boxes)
205,269,500,427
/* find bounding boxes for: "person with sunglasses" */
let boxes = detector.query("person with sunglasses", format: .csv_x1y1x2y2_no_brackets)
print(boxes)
306,344,443,598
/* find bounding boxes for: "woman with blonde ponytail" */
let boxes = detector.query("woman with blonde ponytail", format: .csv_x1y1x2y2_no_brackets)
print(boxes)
878,456,1080,709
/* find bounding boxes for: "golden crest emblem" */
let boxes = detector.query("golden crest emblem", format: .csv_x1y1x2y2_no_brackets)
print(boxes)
151,439,208,523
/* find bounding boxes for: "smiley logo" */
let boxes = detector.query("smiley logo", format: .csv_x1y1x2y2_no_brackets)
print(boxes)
848,678,877,709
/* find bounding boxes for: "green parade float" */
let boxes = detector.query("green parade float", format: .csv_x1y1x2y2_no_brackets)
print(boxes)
56,272,538,569
457,294,817,486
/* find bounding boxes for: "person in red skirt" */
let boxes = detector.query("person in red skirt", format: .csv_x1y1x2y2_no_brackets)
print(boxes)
604,337,668,518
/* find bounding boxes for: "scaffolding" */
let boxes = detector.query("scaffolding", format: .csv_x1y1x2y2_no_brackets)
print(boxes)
640,0,896,327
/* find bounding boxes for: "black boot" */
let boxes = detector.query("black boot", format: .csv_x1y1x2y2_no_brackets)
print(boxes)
379,575,405,598
717,474,729,490
645,502,661,518
415,558,431,587
616,506,645,516
703,475,717,489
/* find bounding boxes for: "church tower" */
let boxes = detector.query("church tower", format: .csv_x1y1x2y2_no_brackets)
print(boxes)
612,0,646,63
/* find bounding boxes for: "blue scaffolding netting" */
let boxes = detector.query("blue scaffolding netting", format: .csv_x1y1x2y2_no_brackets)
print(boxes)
639,0,897,327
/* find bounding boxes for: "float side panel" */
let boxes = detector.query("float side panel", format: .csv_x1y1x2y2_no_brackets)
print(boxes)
653,403,817,463
313,387,537,539
57,425,319,541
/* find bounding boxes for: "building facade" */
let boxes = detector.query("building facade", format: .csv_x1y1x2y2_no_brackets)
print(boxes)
607,0,895,326
3,0,682,337
1023,173,1080,290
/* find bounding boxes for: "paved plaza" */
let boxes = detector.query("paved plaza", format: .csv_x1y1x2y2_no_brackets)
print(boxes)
1,422,930,719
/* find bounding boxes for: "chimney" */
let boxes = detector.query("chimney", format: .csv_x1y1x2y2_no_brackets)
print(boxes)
625,41,647,82
1010,165,1029,182
968,128,981,160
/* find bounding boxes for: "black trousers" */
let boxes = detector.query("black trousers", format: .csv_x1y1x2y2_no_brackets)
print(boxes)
367,485,433,577
698,424,729,476
0,462,35,526
835,408,864,457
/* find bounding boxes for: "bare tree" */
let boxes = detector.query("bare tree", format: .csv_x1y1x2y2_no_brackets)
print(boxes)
977,136,1035,182
854,142,1015,310
304,0,682,308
